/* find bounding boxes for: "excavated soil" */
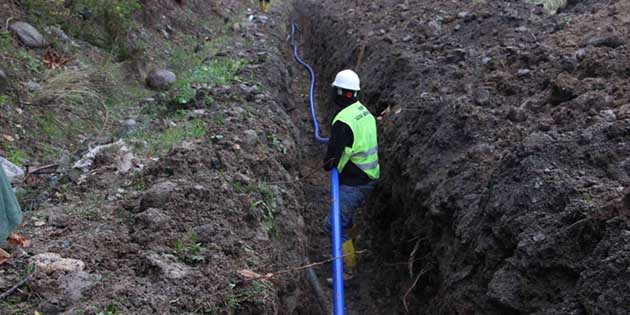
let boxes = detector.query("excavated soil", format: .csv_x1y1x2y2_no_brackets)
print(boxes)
4,0,630,314
294,0,630,314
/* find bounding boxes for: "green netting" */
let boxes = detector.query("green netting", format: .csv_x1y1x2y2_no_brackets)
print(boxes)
0,166,22,245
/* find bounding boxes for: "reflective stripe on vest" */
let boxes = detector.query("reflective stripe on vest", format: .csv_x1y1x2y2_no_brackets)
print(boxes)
332,101,380,180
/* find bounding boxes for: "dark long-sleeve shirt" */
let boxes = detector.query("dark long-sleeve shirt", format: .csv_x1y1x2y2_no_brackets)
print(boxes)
323,120,373,186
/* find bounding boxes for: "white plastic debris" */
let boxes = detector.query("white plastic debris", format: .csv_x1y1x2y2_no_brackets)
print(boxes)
31,252,85,273
0,157,25,183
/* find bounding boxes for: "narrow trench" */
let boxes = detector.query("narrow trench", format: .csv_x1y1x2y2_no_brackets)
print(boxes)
280,5,397,315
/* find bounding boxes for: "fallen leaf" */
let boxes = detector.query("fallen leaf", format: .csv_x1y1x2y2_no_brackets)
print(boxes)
8,233,31,248
3,134,15,142
238,269,262,279
0,248,10,265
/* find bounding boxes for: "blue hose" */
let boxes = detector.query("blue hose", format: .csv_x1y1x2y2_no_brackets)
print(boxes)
291,23,346,315
330,168,345,315
290,24,329,144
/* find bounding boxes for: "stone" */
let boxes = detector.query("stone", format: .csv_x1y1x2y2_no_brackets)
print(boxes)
135,208,170,230
31,253,85,273
507,107,527,122
146,69,176,90
402,35,412,42
585,35,624,48
46,26,70,42
616,103,630,120
548,73,580,105
474,88,492,107
9,22,47,48
47,207,70,228
243,129,258,146
26,80,42,92
139,180,177,211
0,69,7,93
573,91,613,111
61,271,102,302
145,252,191,279
600,109,616,122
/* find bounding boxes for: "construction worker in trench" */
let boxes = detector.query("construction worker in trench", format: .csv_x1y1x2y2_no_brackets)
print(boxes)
323,69,380,281
258,0,270,13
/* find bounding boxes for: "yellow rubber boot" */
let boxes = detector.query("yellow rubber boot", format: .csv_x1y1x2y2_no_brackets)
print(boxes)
328,239,357,285
342,239,357,272
263,2,270,13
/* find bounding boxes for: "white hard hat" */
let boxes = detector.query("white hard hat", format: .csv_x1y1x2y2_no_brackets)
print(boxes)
332,69,360,91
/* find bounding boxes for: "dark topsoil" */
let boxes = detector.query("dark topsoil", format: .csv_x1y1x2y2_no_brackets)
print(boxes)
295,0,630,314
3,0,630,314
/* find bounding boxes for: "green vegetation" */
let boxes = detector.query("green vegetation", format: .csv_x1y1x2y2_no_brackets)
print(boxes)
3,146,27,168
224,280,275,311
251,182,279,238
174,234,207,265
127,114,207,157
95,303,120,315
21,0,142,60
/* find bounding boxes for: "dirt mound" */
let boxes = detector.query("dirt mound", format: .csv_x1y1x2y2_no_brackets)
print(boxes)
295,0,630,313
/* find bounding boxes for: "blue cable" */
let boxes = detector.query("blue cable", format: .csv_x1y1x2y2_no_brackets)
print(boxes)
290,24,329,144
291,23,346,315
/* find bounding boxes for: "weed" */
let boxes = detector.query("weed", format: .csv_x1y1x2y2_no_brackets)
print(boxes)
96,303,119,315
174,234,207,265
21,0,142,60
130,177,146,192
268,134,287,154
4,146,27,168
0,95,10,105
251,182,278,238
224,280,274,310
127,118,206,156
64,194,104,220
170,56,248,105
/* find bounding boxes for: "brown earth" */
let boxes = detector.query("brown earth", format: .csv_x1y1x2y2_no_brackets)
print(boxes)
294,0,630,314
3,0,630,314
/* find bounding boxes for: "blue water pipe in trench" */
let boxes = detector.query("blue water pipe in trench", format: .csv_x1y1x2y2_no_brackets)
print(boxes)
291,23,346,315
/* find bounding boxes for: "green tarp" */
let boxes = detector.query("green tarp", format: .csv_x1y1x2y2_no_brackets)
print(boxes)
0,166,22,245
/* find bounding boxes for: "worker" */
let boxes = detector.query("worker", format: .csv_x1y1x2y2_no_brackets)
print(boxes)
0,165,22,246
258,0,270,13
323,69,380,281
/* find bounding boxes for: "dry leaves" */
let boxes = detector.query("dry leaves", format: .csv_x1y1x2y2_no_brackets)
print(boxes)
7,233,31,248
42,50,72,70
0,248,10,266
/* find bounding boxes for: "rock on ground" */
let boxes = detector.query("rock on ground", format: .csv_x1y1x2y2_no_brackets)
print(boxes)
9,22,47,48
146,69,176,90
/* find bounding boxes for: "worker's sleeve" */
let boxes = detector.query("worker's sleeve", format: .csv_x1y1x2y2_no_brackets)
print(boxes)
323,121,353,171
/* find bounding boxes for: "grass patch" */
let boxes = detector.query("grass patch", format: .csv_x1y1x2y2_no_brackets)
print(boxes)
224,280,275,311
127,114,207,157
20,0,142,60
3,145,28,168
170,57,248,105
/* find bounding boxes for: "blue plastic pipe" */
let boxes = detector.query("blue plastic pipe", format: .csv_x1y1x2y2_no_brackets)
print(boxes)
290,23,346,315
330,168,345,315
290,24,329,144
